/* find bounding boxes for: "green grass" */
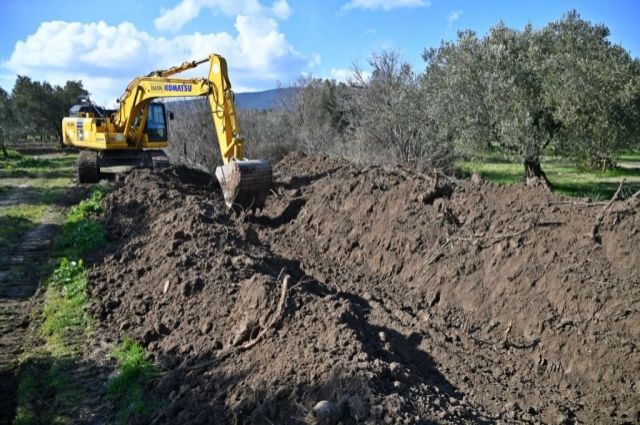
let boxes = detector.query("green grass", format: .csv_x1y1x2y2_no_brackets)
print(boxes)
39,187,109,353
10,180,152,424
54,187,108,258
14,358,82,425
459,151,640,200
108,339,158,424
1,150,115,424
617,151,640,162
13,258,93,425
39,259,92,356
11,180,108,424
0,151,77,254
0,150,77,179
0,204,48,249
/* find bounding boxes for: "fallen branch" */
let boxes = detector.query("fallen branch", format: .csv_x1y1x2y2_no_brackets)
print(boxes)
602,179,625,212
503,338,541,350
591,179,625,243
153,272,290,374
151,273,292,424
424,220,562,267
551,201,607,207
232,274,290,351
425,239,451,266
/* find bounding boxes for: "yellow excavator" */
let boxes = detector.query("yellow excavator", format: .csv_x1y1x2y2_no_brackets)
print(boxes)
62,53,272,211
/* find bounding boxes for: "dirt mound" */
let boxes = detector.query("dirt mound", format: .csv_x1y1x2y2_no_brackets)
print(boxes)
89,155,640,424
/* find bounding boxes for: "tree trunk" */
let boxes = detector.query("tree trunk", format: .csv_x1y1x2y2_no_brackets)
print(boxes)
53,122,64,149
0,129,7,158
523,159,553,191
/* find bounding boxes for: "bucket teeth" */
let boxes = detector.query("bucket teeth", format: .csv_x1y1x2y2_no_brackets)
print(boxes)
215,160,272,212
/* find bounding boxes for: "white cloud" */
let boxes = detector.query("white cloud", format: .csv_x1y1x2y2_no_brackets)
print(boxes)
271,0,292,20
4,21,153,77
2,17,315,106
155,0,200,33
341,0,429,13
307,53,321,68
330,68,352,82
328,67,370,83
155,0,288,32
448,10,462,24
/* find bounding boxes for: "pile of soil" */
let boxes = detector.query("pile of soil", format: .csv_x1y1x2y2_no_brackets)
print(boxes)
89,153,640,424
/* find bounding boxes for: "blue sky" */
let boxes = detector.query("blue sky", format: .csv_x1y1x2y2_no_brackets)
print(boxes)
1,0,638,106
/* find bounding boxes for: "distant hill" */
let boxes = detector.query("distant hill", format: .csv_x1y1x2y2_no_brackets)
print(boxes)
235,87,296,110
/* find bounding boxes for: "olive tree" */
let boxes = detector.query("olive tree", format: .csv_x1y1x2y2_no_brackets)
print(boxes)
544,11,640,170
423,25,561,188
423,10,640,186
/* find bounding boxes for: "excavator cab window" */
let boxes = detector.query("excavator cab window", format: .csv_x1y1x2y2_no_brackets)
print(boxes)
145,103,168,141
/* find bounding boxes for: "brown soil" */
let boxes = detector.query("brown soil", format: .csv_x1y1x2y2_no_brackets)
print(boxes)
89,152,640,424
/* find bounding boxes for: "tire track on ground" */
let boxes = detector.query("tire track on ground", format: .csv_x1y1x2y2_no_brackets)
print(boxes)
0,190,59,424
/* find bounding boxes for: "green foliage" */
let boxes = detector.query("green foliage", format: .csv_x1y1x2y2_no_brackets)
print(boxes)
11,76,88,143
108,339,157,423
67,187,105,221
422,9,640,176
544,11,639,169
54,187,107,258
55,219,106,258
0,88,14,156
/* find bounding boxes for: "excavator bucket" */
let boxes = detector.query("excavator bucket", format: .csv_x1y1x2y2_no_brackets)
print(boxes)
215,159,272,212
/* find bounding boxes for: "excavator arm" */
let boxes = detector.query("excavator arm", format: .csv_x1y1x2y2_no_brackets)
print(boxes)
113,54,244,165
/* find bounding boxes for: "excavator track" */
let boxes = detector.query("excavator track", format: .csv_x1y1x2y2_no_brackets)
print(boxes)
78,151,100,183
150,151,171,171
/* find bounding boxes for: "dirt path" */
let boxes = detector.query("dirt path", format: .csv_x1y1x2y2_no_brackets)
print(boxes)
0,175,64,422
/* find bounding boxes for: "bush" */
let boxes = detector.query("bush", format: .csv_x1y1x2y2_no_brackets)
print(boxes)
54,187,107,258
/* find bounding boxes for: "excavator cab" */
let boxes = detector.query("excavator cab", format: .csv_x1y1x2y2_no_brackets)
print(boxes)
144,103,168,142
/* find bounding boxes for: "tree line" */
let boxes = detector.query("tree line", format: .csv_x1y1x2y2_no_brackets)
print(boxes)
0,77,88,156
234,10,640,188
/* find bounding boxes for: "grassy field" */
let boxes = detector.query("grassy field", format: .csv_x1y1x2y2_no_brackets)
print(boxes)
0,152,77,180
459,151,640,200
0,150,77,255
